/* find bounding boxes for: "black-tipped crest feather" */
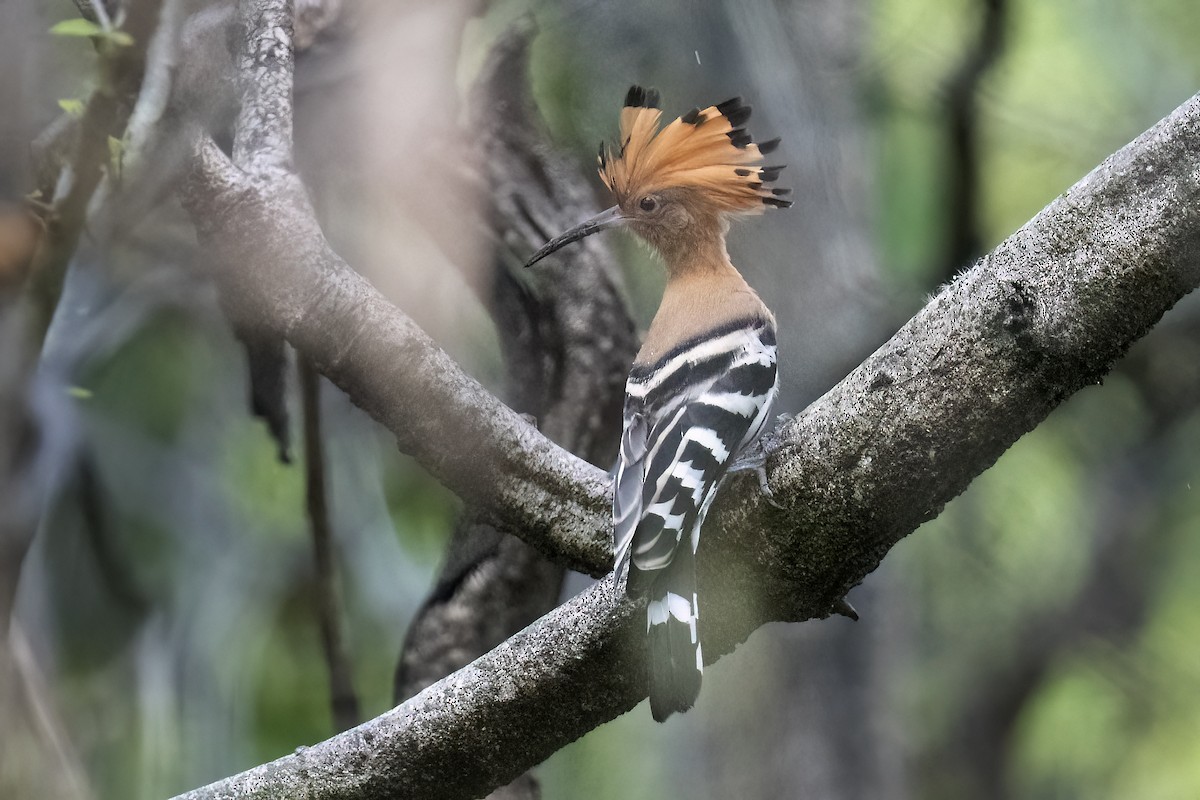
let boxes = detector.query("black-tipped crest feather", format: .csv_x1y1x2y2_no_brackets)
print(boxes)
597,85,792,217
625,85,660,109
724,104,752,128
757,137,781,155
715,96,743,114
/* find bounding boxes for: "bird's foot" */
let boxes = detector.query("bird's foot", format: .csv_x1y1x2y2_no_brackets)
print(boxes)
727,440,785,510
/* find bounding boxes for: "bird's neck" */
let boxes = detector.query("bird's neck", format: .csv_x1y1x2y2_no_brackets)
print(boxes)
654,226,732,279
636,236,773,367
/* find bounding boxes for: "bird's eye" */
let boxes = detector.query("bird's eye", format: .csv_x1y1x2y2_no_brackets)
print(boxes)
639,196,658,212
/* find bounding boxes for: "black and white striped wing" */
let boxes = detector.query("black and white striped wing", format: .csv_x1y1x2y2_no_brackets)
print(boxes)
613,400,649,594
612,320,778,594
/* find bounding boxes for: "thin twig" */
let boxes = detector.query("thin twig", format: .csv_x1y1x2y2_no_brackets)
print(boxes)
300,359,360,733
88,0,114,31
26,0,162,345
940,0,1007,280
8,623,94,800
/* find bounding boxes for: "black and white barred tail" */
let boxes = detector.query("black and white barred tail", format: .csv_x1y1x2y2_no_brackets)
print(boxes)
643,547,702,721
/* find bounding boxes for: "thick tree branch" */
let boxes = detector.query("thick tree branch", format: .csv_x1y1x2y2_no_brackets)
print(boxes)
181,3,611,578
175,76,1200,796
726,89,1200,625
182,140,613,578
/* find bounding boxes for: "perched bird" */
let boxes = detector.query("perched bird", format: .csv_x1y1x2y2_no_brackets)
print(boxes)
526,86,790,721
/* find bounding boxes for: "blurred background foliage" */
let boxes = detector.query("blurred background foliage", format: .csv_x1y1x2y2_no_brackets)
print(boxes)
4,0,1200,798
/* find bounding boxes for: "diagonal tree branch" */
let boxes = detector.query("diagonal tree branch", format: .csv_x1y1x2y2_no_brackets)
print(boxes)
182,128,614,575
181,1,612,577
174,1,1200,795
730,89,1200,625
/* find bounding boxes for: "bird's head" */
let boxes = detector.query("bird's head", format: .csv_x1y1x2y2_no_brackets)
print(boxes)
525,86,791,268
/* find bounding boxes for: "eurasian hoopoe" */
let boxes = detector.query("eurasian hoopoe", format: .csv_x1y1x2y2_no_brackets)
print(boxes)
527,86,790,721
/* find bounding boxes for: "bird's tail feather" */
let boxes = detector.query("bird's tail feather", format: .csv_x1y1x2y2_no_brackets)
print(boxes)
645,553,702,722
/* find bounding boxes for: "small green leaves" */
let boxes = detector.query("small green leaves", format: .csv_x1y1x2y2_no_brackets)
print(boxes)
49,18,104,37
58,98,86,117
49,18,134,47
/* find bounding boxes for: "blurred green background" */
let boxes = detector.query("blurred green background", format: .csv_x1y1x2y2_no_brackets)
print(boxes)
4,0,1200,798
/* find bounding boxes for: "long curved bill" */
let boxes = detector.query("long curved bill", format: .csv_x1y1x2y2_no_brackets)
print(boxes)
524,206,627,267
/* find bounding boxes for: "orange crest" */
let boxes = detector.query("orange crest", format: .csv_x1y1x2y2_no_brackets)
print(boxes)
597,86,791,214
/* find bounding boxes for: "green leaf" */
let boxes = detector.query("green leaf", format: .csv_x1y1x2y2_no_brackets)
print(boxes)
67,386,93,399
102,29,134,47
58,98,85,117
49,18,105,38
49,18,134,47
